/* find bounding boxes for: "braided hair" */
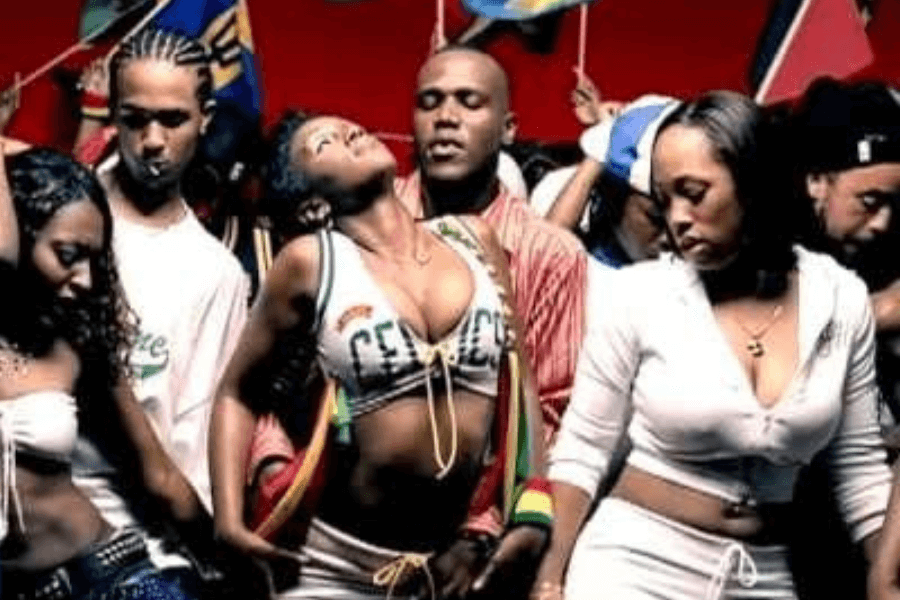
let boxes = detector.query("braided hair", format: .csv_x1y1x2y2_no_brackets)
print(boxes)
110,27,215,115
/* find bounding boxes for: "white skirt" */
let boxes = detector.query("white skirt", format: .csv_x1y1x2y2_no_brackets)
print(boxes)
276,518,433,600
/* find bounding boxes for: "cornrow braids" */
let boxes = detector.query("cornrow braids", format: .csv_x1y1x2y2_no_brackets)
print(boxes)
110,27,215,115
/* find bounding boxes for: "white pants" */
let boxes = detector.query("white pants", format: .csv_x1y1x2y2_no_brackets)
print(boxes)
277,519,432,600
566,498,797,600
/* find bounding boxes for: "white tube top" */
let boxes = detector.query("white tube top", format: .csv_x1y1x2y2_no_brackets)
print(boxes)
0,390,79,540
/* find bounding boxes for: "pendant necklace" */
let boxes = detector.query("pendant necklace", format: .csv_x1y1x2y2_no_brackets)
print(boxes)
735,304,784,358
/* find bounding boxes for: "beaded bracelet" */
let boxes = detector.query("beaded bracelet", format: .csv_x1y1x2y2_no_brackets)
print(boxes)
81,91,110,120
510,476,553,530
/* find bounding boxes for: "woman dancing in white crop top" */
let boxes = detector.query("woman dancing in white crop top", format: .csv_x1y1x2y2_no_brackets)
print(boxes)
210,112,549,599
0,147,204,599
534,92,892,600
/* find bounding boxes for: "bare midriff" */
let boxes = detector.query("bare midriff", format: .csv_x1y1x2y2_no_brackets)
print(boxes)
293,387,495,551
610,465,792,543
1,465,112,571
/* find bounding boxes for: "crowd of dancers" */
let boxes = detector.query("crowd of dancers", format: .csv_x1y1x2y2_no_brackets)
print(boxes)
3,25,900,600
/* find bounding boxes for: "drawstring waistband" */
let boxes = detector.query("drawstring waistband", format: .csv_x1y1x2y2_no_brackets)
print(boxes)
419,341,459,480
704,541,759,600
372,552,435,600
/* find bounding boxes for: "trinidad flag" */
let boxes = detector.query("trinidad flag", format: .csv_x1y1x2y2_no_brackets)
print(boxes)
751,0,873,105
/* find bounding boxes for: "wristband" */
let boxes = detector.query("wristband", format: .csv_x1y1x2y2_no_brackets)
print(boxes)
81,91,110,120
509,477,553,530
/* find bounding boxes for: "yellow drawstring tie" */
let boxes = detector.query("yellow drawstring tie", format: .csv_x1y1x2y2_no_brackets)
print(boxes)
418,341,459,480
372,552,435,599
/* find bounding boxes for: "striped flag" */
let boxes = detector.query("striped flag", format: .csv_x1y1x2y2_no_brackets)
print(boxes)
751,0,873,105
462,0,592,20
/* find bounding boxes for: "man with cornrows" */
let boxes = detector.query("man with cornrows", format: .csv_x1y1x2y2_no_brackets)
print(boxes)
72,27,250,596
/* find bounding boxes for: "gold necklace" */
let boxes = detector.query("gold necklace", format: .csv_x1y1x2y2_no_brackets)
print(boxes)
412,227,432,266
734,304,784,358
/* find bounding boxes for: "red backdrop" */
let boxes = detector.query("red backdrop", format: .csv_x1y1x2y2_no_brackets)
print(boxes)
1,0,899,154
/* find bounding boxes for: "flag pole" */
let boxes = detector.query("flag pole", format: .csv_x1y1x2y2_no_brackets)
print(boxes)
9,0,171,94
374,132,414,142
577,2,589,77
13,41,93,92
104,0,175,59
433,0,447,50
754,0,813,104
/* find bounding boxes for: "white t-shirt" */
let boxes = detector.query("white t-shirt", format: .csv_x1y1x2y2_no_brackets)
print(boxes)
112,205,250,509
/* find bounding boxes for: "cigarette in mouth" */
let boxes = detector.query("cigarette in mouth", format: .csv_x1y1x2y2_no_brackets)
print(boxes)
148,164,161,176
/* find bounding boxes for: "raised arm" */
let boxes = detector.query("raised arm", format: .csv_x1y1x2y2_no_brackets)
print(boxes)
209,235,319,560
0,140,19,265
542,158,603,231
73,58,114,165
541,72,622,231
1,82,37,156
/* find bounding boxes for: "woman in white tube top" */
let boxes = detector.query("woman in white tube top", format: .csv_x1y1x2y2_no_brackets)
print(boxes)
0,148,197,599
533,91,891,600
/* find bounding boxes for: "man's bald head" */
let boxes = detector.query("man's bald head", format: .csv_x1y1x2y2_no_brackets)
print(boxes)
413,46,516,184
420,46,511,109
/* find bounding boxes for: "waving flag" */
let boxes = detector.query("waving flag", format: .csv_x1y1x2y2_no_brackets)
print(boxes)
462,0,592,20
153,0,261,120
80,0,156,41
751,0,872,105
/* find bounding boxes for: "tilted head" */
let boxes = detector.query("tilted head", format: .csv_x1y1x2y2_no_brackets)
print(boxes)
9,149,111,301
413,46,516,185
4,149,134,393
652,91,794,285
110,28,215,193
265,112,396,235
796,78,900,257
585,95,680,262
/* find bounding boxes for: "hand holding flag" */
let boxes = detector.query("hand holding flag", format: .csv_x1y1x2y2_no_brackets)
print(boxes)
0,74,21,133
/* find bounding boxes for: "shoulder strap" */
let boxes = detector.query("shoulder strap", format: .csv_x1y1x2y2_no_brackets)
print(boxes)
440,216,534,520
313,228,335,332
